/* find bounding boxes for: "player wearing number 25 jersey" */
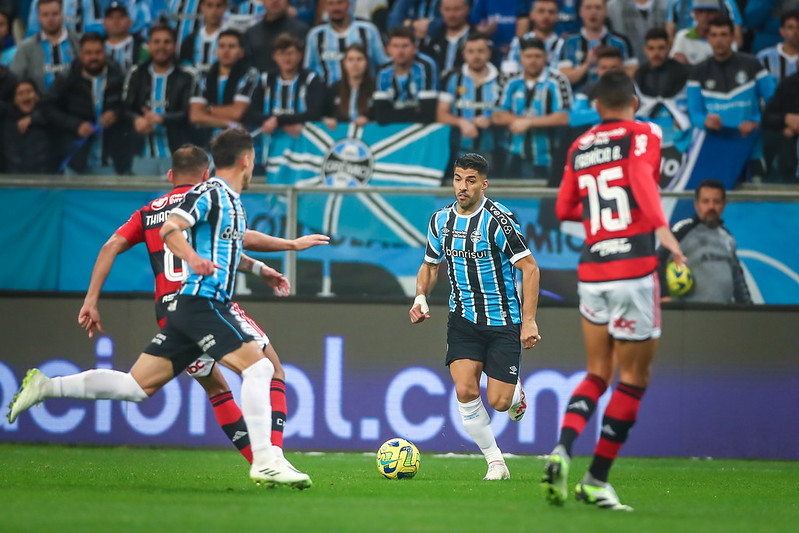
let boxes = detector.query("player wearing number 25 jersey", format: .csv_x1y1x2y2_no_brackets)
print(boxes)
556,119,668,284
543,71,685,511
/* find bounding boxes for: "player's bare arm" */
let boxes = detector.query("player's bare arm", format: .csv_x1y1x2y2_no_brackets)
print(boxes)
160,215,220,275
243,230,330,252
78,233,133,338
238,253,291,296
409,262,438,324
655,227,686,268
514,255,542,349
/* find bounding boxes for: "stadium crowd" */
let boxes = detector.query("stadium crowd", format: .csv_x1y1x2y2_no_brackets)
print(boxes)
0,0,797,182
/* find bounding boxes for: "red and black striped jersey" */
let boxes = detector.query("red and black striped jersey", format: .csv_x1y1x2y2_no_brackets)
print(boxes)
115,185,193,327
556,119,668,282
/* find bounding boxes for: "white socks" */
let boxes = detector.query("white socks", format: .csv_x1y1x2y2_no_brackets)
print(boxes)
240,358,275,459
458,397,503,464
510,380,522,408
47,369,148,402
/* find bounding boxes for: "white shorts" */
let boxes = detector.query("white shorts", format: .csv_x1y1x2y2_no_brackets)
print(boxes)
578,272,661,341
185,302,270,378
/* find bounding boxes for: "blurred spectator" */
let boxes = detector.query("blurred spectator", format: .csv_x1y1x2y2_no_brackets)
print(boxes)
568,45,622,128
305,0,388,85
179,0,228,75
123,23,196,176
657,179,751,304
606,0,668,63
290,0,318,27
228,0,265,34
11,0,79,91
0,60,15,101
670,0,723,65
635,28,691,152
516,0,583,37
0,8,16,66
0,79,56,173
103,2,149,73
354,1,391,35
388,0,439,41
108,0,154,39
756,10,799,85
324,43,376,126
373,26,438,124
164,0,204,50
26,0,104,37
763,71,799,181
493,37,572,179
40,32,128,174
245,0,308,74
557,0,637,89
421,0,472,75
438,33,502,163
190,29,259,145
666,0,742,46
746,0,799,54
247,33,326,165
470,0,518,55
504,0,563,77
687,17,776,181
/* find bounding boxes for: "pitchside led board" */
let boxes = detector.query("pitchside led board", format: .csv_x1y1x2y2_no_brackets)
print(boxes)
0,297,797,460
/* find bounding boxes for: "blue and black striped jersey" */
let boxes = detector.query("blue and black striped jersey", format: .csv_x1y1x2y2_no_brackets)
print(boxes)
439,63,503,152
171,177,248,303
425,197,531,326
557,27,637,88
304,19,389,85
757,44,799,85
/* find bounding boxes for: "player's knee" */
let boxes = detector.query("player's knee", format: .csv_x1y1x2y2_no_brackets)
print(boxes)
454,382,480,403
242,356,275,381
487,393,512,412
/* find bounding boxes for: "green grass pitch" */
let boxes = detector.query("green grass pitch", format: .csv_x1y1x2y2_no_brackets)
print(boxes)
1,443,796,533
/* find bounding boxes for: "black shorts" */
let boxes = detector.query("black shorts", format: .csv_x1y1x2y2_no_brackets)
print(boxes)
445,312,522,384
144,295,257,375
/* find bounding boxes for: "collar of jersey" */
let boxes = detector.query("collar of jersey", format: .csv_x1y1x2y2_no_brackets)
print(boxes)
451,196,487,218
580,26,608,41
40,27,68,44
209,176,240,198
460,61,498,83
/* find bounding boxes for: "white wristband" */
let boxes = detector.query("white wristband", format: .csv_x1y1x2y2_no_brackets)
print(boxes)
414,294,429,314
252,261,265,276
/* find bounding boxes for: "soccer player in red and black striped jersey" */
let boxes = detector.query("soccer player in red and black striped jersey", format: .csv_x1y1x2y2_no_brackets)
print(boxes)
542,71,686,511
77,144,328,463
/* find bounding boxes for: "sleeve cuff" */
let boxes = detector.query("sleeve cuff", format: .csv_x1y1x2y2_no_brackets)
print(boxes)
510,249,532,265
171,208,195,226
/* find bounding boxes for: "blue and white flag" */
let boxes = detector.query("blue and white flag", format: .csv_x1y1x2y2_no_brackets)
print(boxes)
264,122,452,246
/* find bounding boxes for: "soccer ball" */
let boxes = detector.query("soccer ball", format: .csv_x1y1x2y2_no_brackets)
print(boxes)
376,438,421,479
666,262,694,297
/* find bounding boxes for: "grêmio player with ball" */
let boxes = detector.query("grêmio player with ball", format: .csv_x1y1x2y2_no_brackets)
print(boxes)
409,152,542,482
657,179,752,304
543,70,686,511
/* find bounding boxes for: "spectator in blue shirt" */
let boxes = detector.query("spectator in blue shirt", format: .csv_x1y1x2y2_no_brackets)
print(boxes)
493,37,572,180
470,0,518,55
665,0,742,48
557,0,637,90
687,16,777,181
757,10,799,85
374,26,439,124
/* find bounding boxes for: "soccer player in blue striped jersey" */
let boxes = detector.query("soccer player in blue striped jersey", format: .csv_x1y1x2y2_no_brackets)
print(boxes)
304,0,389,85
374,26,438,124
756,10,799,85
8,129,313,489
438,33,502,157
556,0,637,90
410,153,542,481
493,37,572,180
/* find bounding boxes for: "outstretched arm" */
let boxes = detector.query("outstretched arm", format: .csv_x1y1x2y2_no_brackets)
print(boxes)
238,253,290,297
78,234,132,338
243,230,330,252
514,255,541,350
409,262,439,324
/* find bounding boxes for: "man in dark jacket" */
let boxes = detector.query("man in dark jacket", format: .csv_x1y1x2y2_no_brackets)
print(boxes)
244,0,308,73
763,72,799,181
124,23,196,176
41,32,128,174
